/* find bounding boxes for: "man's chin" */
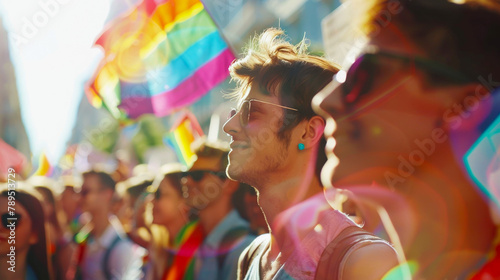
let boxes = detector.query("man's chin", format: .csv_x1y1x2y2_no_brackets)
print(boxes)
226,163,244,181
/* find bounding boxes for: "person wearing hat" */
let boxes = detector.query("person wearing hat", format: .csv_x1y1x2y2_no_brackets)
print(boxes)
164,139,255,280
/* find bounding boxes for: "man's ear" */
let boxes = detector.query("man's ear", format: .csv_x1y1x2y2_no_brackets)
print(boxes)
300,116,325,148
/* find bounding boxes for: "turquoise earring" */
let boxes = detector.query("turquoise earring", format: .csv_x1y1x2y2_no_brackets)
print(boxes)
298,143,305,150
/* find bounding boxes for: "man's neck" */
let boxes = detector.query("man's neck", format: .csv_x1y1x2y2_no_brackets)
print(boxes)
334,144,497,278
91,211,110,238
167,216,187,245
198,200,232,235
257,174,324,257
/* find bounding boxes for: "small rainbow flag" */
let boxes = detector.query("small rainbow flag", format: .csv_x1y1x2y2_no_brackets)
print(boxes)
164,111,204,167
33,152,52,177
86,0,235,121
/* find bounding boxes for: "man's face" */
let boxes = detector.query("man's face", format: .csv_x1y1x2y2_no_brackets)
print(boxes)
181,157,227,211
312,32,450,188
61,187,80,218
223,84,295,186
80,174,108,214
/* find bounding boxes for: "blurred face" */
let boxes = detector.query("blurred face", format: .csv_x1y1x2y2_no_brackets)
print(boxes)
0,196,38,256
115,193,133,229
37,190,53,221
181,167,226,211
60,187,80,219
223,84,296,186
134,194,152,229
80,174,110,214
244,191,266,230
152,177,186,226
313,34,452,188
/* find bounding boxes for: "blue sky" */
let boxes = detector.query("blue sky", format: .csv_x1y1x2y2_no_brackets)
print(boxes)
0,0,111,164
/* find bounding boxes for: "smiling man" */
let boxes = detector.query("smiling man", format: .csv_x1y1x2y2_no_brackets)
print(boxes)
224,28,399,280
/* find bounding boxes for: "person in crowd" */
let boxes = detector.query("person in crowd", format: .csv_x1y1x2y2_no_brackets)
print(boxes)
164,139,255,280
241,185,268,236
30,176,74,280
146,163,192,280
116,174,153,248
58,176,82,237
0,182,53,280
70,170,145,280
312,0,500,278
223,28,399,280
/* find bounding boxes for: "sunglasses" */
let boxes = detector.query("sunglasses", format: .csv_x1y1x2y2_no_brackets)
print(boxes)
229,99,299,127
80,187,105,197
339,51,471,108
181,170,226,182
2,213,22,229
154,189,163,200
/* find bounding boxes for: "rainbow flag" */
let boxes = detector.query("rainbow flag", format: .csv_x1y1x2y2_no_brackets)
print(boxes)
86,0,235,121
164,111,204,167
163,221,204,280
33,152,52,177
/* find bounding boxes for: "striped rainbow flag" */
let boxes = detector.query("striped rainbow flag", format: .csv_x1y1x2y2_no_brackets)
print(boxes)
86,0,235,121
164,111,204,167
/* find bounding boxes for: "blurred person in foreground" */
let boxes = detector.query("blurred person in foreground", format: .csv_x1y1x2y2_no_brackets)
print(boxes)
312,0,500,278
70,170,145,280
0,183,53,280
223,28,399,280
164,139,255,280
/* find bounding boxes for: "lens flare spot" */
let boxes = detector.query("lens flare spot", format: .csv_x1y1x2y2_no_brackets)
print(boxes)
335,70,347,83
382,260,418,280
314,224,323,233
372,126,382,135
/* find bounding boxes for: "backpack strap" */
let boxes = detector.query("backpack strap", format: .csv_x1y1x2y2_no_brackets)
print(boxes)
315,226,383,280
102,235,124,280
237,234,269,280
217,226,250,271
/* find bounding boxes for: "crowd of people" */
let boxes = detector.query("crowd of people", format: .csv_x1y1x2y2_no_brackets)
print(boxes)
1,0,500,279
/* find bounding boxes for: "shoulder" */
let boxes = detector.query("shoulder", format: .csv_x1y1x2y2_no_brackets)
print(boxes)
315,225,398,280
237,234,269,278
239,234,269,261
341,241,398,280
110,235,145,260
247,234,270,249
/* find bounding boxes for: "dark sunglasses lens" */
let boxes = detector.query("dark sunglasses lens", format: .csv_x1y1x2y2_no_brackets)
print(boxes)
344,55,378,104
190,171,205,182
2,213,21,228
